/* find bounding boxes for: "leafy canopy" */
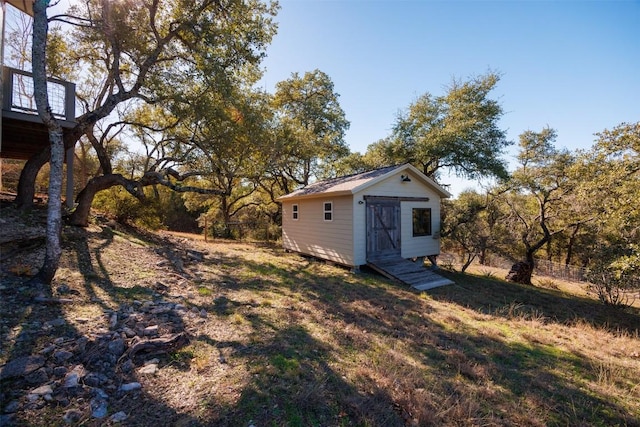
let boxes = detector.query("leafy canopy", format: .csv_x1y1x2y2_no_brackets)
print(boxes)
367,71,511,181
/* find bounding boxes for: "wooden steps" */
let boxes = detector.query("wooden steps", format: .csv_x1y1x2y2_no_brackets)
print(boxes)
367,256,454,290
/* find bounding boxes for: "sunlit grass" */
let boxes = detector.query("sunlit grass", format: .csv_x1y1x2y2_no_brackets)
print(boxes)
7,226,637,426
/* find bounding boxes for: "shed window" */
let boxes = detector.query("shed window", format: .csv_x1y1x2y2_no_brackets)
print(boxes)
323,202,333,221
412,208,432,236
292,204,299,220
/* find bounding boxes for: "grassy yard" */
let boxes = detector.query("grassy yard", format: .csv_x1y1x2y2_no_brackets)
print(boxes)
1,223,639,426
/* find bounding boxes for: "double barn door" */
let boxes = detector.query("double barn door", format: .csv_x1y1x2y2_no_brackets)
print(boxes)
366,200,401,260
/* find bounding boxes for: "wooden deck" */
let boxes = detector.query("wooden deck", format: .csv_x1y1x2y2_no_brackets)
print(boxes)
367,256,454,290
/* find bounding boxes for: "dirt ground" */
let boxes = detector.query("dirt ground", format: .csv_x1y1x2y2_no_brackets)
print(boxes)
0,200,278,426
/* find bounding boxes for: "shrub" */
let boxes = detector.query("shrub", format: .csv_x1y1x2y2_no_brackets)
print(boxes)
93,187,163,229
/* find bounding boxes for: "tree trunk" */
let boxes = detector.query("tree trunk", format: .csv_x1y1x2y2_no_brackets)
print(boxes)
565,224,580,266
506,260,534,285
478,238,489,265
220,196,232,238
15,147,50,209
506,249,535,285
461,253,477,273
31,0,64,285
35,130,64,284
68,174,143,227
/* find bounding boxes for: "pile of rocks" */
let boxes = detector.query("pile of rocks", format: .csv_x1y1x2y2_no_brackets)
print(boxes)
0,298,204,425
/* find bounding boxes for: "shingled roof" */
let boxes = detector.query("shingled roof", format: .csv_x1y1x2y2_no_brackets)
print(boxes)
277,164,451,201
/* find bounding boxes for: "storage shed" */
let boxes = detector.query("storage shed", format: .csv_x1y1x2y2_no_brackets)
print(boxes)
277,164,452,271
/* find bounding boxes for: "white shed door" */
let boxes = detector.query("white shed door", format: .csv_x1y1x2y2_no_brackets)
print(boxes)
366,200,401,260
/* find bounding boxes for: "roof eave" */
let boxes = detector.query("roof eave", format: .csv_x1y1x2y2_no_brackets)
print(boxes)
6,0,33,16
276,189,353,202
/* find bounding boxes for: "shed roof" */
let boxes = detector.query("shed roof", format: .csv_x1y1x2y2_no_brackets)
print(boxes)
277,163,452,201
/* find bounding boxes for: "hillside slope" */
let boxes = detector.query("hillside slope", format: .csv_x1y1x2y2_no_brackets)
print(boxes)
1,204,639,426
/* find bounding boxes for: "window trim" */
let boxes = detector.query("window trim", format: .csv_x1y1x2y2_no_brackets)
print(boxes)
412,207,432,237
323,201,333,222
292,204,299,220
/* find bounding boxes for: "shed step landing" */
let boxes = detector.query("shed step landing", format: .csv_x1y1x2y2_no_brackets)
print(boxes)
367,257,454,290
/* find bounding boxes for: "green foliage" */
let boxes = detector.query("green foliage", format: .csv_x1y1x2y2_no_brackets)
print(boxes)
272,69,351,186
0,160,26,192
441,190,504,271
368,71,511,180
93,187,163,229
575,122,640,303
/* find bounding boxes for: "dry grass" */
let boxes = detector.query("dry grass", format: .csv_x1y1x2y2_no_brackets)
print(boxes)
1,219,639,426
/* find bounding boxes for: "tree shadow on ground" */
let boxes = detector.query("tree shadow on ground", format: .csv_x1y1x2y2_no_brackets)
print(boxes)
429,270,640,335
0,210,205,426
180,250,639,426
0,204,85,425
3,223,638,426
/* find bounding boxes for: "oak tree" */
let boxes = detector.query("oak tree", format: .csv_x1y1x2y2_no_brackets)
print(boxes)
366,71,511,181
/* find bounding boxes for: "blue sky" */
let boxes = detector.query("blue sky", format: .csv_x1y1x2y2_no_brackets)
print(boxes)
259,0,640,195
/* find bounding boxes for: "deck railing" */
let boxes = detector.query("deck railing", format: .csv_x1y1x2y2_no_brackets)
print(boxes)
2,66,76,125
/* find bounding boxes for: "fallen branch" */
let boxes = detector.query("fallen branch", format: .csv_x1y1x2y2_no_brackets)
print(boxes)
119,332,190,364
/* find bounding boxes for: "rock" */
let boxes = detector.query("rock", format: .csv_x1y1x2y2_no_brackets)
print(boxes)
0,355,46,380
4,400,20,413
63,409,83,424
26,394,40,403
63,372,80,388
122,327,137,338
93,388,109,399
109,313,118,329
90,397,108,418
25,367,49,384
108,338,126,357
84,372,108,387
143,325,159,336
120,360,134,373
53,366,68,377
75,337,89,353
150,306,172,314
199,309,208,318
119,382,142,392
110,411,128,423
138,364,158,375
30,385,53,396
44,318,66,329
187,249,205,261
40,345,57,355
54,350,74,364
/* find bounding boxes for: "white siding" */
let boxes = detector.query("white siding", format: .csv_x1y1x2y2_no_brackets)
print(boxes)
281,195,355,266
361,170,442,200
400,200,441,258
352,197,367,265
352,169,443,264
